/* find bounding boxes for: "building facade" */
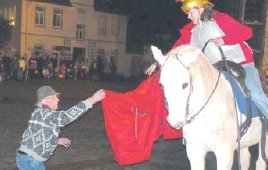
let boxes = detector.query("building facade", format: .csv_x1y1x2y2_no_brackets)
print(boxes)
0,0,131,76
215,0,268,72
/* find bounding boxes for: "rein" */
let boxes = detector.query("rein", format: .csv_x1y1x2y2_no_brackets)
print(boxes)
184,64,221,124
175,46,222,125
159,45,222,125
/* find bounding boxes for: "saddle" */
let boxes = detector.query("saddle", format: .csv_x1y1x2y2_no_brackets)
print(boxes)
213,60,249,97
201,41,249,97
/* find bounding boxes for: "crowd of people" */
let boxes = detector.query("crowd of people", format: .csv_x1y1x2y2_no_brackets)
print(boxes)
0,52,83,81
0,52,117,82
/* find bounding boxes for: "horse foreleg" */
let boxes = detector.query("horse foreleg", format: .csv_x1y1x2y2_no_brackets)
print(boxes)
186,144,206,170
239,148,250,170
215,146,235,170
256,142,267,170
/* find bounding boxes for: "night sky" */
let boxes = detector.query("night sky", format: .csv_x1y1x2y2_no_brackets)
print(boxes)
94,0,232,53
95,0,189,53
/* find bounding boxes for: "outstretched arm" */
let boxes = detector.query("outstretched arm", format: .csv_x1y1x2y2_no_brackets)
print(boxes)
88,89,106,105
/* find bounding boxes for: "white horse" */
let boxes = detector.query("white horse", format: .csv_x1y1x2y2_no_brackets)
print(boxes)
152,45,268,170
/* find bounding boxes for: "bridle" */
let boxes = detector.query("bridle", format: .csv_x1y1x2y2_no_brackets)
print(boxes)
160,48,222,126
179,54,222,125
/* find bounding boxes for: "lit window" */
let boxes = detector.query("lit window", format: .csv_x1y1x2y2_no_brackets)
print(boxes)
35,7,45,26
0,7,16,26
76,24,85,40
53,9,62,28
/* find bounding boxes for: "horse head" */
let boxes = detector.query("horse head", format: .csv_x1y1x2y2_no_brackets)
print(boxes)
151,45,204,129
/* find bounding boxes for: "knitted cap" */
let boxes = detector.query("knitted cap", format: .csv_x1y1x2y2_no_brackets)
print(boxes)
36,86,60,104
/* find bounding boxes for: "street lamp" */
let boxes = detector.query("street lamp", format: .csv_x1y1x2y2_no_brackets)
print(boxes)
9,18,15,26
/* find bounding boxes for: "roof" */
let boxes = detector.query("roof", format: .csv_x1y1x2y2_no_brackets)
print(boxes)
31,0,72,6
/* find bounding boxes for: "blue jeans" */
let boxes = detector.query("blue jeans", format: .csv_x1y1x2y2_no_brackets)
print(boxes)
242,63,268,119
16,151,45,170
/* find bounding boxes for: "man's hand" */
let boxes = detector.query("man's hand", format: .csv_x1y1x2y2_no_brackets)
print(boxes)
88,89,106,105
58,138,71,148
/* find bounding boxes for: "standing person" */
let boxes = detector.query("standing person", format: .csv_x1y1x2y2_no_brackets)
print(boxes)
145,0,268,119
18,55,26,81
22,54,29,81
12,54,20,80
28,54,38,80
2,52,12,81
16,86,105,170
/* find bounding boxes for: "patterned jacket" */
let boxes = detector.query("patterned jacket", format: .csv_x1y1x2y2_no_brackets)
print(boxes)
18,100,92,161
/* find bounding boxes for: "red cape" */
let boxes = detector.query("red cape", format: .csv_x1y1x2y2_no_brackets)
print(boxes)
102,73,183,165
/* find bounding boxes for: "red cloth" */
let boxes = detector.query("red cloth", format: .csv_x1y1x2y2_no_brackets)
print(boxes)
102,73,182,165
171,11,254,65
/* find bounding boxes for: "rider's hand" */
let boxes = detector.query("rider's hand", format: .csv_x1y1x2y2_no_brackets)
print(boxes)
210,37,225,47
145,63,157,76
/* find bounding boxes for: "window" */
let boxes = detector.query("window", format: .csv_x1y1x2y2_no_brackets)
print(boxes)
77,8,85,14
34,44,43,55
111,18,119,36
53,9,62,28
0,8,7,18
64,39,71,47
88,42,96,63
76,24,85,40
0,6,16,26
244,0,265,22
97,49,105,59
0,9,4,18
35,6,45,26
110,49,118,64
98,16,106,34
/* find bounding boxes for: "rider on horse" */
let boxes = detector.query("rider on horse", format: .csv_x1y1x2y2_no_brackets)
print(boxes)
146,0,268,120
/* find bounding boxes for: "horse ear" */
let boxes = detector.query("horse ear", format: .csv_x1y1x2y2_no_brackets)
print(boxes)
151,46,166,65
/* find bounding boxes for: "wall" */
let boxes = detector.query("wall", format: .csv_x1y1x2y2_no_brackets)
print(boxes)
262,9,268,77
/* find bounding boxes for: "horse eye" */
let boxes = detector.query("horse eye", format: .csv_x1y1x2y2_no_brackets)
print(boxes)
182,82,188,89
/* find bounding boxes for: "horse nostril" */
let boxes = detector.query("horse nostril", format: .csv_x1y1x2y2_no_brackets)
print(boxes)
182,82,188,89
167,117,174,126
167,117,184,129
167,117,181,129
175,122,183,129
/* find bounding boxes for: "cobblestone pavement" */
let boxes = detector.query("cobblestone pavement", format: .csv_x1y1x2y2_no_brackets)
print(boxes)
0,79,261,170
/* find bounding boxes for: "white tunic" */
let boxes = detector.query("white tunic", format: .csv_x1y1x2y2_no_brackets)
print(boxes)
190,20,246,64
